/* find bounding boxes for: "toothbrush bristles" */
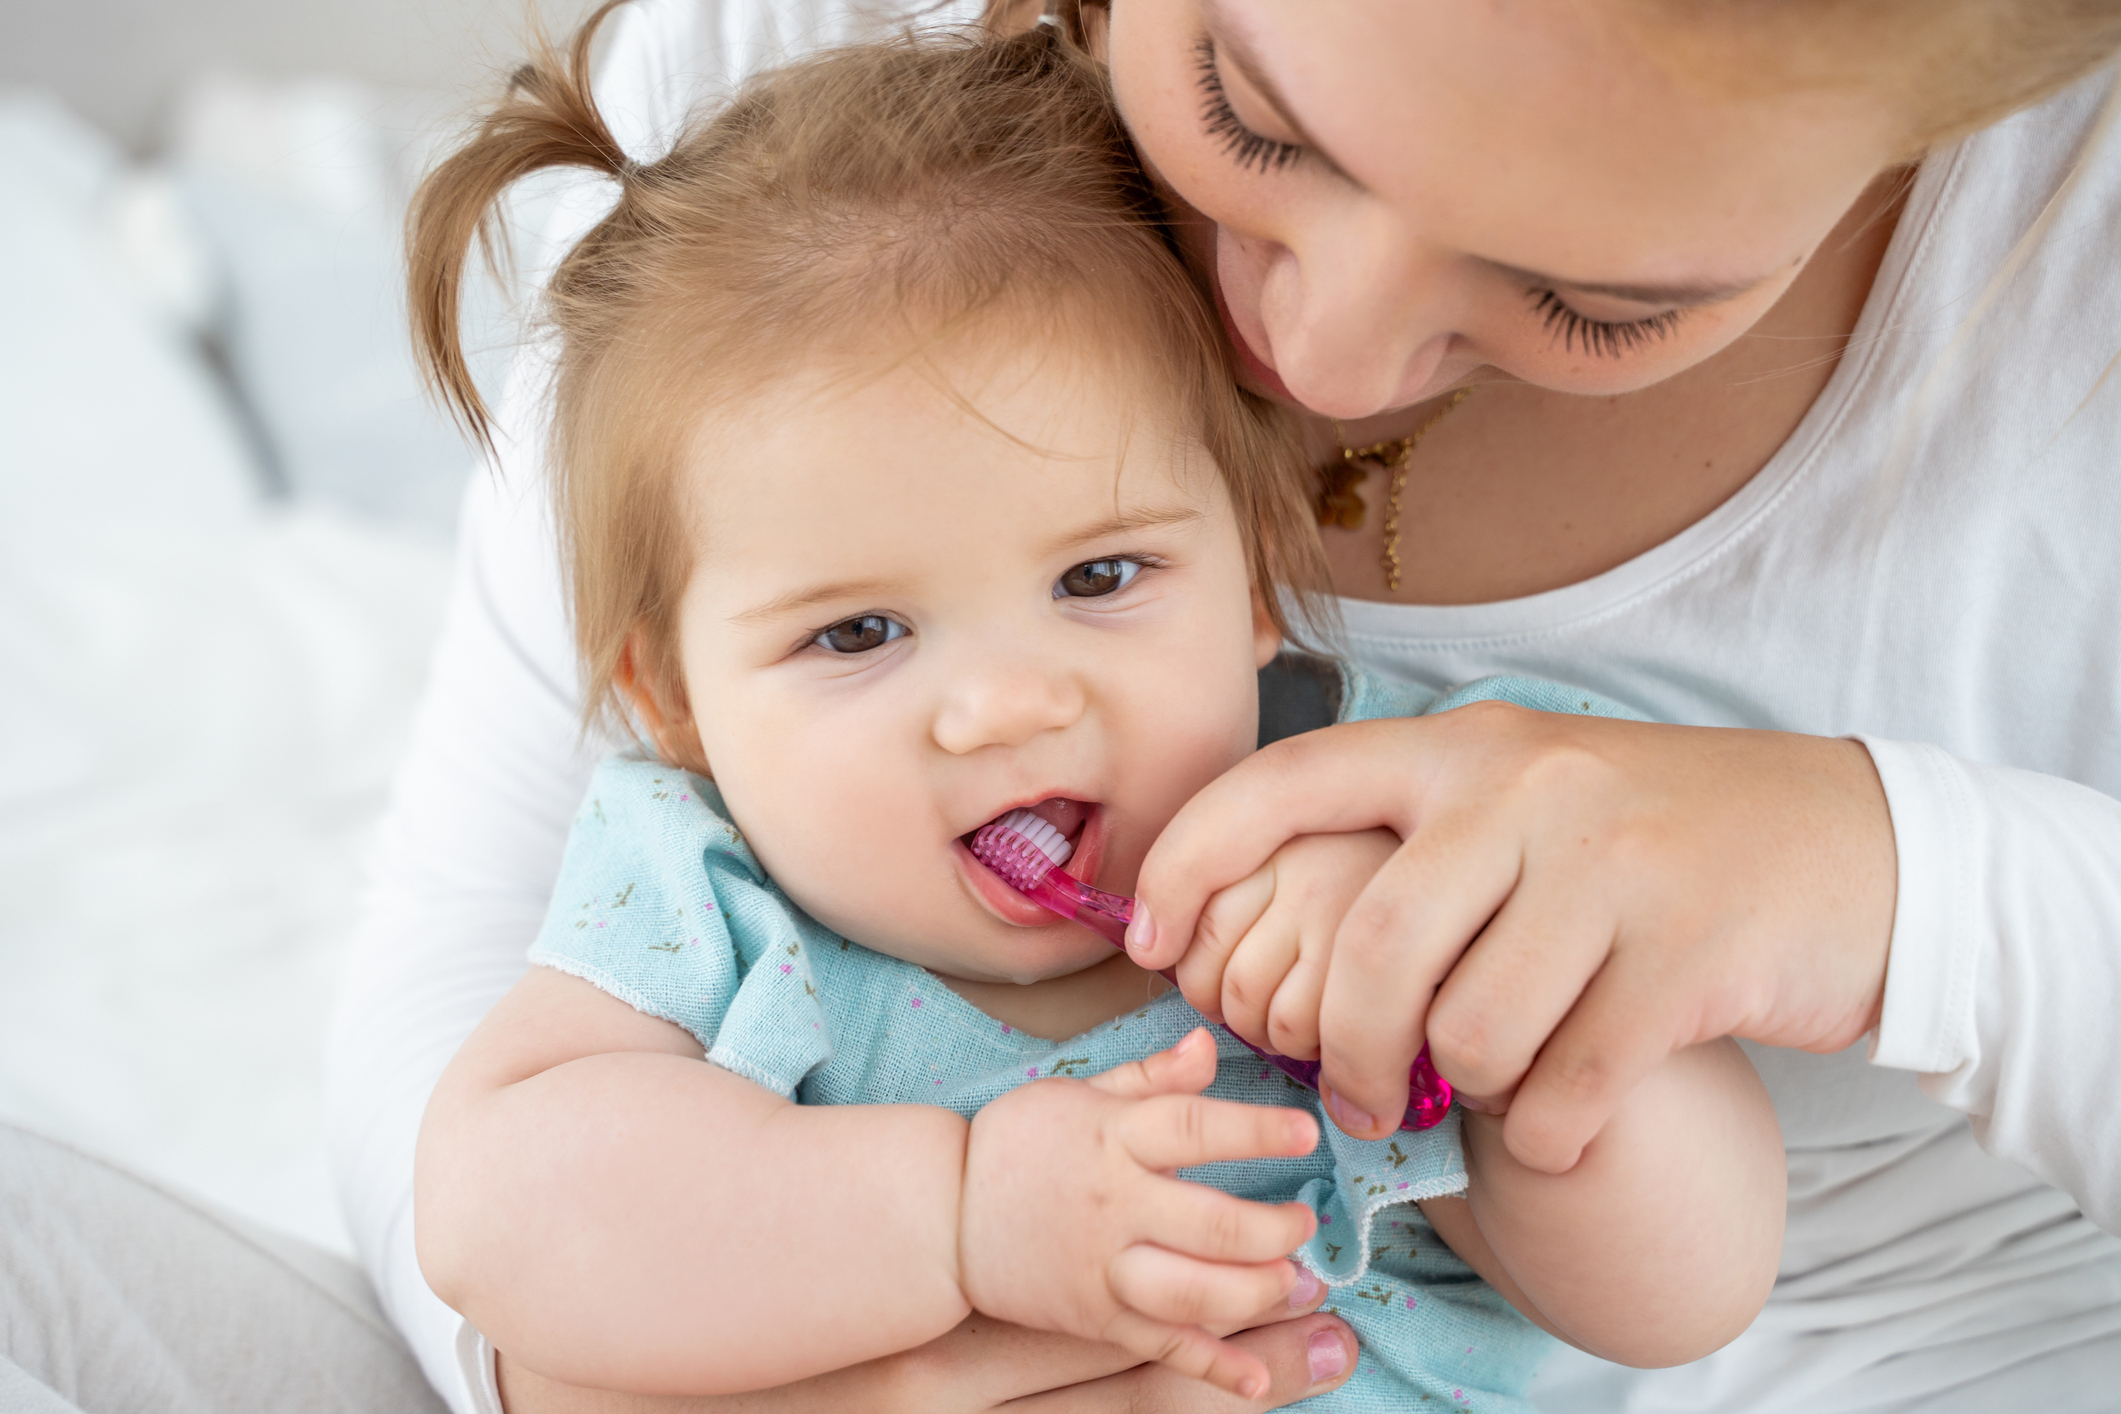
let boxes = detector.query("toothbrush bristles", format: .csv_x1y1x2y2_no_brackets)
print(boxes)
970,808,1072,890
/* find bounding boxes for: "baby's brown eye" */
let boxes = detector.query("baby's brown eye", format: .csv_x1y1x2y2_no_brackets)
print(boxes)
1056,559,1140,599
814,615,906,654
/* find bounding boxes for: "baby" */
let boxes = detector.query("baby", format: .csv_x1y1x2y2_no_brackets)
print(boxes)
410,14,1784,1411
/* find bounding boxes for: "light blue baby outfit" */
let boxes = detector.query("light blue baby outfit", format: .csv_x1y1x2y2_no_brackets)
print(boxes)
529,664,1641,1412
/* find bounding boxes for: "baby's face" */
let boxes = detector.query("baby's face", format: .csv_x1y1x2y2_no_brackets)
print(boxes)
674,336,1279,985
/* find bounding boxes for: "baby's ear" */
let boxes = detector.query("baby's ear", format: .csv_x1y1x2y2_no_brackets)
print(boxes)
1250,584,1284,670
615,633,712,777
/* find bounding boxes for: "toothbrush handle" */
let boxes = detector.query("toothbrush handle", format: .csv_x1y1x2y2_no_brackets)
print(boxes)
1023,870,1134,947
1231,1036,1454,1133
1025,869,1453,1131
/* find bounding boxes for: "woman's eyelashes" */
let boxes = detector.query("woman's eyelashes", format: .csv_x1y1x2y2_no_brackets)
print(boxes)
1054,556,1150,600
811,614,908,655
1528,287,1686,358
1194,38,1302,174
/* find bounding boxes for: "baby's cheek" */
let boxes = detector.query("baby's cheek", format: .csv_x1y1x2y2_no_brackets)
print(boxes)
723,744,917,903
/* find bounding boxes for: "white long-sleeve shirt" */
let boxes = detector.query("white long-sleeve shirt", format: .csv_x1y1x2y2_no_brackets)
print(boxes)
324,3,2121,1410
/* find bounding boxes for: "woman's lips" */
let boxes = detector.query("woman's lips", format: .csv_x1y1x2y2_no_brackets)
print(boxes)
956,803,1111,930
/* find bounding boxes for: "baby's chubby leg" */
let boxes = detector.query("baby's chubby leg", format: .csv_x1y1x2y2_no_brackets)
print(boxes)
1430,1037,1784,1367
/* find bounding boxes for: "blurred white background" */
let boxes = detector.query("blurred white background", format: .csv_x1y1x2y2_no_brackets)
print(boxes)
2,0,581,151
0,0,586,1254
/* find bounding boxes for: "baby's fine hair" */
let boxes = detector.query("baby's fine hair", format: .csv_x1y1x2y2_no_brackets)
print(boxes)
407,3,1325,740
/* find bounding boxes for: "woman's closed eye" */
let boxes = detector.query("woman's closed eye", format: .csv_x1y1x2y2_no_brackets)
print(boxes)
1528,287,1686,359
1054,557,1148,600
1194,38,1302,174
812,614,908,654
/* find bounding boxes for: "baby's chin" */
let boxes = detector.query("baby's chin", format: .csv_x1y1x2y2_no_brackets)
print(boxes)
953,938,1121,988
792,882,1108,985
895,916,1117,988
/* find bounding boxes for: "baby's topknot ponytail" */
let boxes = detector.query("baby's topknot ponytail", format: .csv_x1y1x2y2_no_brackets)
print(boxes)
407,0,636,457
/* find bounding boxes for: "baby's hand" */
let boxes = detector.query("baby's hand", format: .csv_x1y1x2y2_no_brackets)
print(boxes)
957,1028,1320,1400
1175,830,1401,1062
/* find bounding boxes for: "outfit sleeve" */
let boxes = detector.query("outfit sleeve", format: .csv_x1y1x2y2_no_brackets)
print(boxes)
526,760,834,1097
321,380,599,1412
1863,739,2121,1234
1297,1112,1555,1410
1297,1111,1470,1286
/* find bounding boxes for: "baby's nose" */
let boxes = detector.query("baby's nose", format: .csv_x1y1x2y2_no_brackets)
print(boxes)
931,659,1087,755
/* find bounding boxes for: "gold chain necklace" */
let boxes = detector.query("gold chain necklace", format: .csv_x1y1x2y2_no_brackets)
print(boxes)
1313,386,1473,593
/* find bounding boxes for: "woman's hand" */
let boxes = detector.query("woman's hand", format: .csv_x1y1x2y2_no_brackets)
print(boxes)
1128,703,1896,1172
496,1291,1359,1413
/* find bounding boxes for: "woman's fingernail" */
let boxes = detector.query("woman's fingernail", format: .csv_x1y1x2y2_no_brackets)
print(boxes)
1124,901,1153,955
1324,1088,1376,1135
1457,1093,1497,1115
1288,1268,1322,1308
1308,1328,1348,1382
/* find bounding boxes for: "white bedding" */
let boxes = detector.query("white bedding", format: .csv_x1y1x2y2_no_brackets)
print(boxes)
0,86,462,1255
0,511,452,1254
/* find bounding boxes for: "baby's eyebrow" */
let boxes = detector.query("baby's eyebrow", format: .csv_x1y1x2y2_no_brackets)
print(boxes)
728,577,895,627
1043,505,1206,558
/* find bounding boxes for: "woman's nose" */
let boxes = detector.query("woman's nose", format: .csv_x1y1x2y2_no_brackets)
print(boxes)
931,657,1088,756
1232,219,1452,418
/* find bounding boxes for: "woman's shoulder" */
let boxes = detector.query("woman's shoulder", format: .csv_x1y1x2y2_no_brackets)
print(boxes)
1910,67,2121,304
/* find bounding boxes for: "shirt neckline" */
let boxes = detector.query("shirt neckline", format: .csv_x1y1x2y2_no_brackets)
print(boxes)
1332,143,1965,653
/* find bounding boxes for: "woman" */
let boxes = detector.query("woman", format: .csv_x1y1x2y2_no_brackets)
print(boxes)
326,1,2121,1411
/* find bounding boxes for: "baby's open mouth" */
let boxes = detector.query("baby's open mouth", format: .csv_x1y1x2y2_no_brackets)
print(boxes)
985,798,1089,859
957,798,1106,926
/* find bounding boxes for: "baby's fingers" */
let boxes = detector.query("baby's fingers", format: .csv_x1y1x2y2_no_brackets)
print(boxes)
1178,862,1280,1024
1110,1246,1302,1328
1088,1027,1219,1101
1101,1309,1273,1401
1121,1093,1319,1171
1140,1184,1317,1265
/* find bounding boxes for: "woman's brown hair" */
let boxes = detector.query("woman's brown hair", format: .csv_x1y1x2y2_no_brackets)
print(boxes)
1030,1,2121,154
408,4,1324,758
1620,0,2121,152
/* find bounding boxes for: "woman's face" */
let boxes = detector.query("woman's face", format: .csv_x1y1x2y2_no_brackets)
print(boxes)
1106,0,1906,419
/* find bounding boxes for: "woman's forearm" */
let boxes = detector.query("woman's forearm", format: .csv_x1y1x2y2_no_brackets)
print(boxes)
417,979,973,1394
1439,1039,1784,1366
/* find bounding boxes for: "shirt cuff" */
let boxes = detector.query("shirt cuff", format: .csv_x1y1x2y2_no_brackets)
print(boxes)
1857,736,1984,1077
455,1320,505,1414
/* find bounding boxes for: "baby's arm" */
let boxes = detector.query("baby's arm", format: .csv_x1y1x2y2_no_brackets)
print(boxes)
417,968,1318,1397
417,967,967,1394
1178,831,1784,1366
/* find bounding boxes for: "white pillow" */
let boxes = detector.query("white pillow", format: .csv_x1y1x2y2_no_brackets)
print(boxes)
0,91,263,531
168,75,519,538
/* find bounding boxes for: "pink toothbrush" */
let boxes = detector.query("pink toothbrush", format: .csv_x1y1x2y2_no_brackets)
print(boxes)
970,810,1453,1131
